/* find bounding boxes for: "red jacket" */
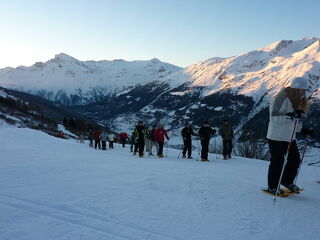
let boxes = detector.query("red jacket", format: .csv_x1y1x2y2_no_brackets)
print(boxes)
119,132,128,139
154,128,168,142
93,131,100,141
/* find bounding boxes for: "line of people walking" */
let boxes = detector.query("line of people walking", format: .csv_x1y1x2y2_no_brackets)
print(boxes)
181,119,234,161
131,121,169,158
88,129,117,150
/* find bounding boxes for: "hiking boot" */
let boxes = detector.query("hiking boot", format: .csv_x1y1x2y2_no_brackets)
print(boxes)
182,155,186,158
282,184,302,193
223,155,227,160
139,154,144,158
159,154,164,158
228,154,231,159
187,156,193,159
267,187,285,196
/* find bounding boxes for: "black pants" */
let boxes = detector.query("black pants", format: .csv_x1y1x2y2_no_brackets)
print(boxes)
158,141,164,156
138,139,145,155
201,139,210,160
268,139,300,189
223,139,232,157
95,140,101,149
109,141,114,149
121,138,126,147
101,141,106,150
183,139,192,157
134,142,138,153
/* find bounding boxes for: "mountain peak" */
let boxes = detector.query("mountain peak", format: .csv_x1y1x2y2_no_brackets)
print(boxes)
54,53,77,62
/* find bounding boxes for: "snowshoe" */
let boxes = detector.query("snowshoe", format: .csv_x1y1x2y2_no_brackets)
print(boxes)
261,188,289,197
201,159,209,162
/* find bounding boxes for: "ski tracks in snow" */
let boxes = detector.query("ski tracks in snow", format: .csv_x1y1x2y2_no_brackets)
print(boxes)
0,193,178,240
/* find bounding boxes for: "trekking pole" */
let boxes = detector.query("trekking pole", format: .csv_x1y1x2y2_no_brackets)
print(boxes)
177,149,182,159
214,137,218,159
165,139,170,158
197,139,200,161
273,119,298,205
294,138,308,185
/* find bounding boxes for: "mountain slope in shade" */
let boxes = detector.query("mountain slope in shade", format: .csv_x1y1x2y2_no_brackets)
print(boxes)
0,54,182,105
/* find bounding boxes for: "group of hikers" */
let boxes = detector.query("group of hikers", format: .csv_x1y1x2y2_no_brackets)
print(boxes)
87,129,117,150
128,120,234,160
80,77,315,196
84,119,234,161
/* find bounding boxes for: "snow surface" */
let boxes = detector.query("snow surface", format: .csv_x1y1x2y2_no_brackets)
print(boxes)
1,126,320,240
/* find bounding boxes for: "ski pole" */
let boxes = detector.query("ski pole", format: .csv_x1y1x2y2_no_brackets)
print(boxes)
273,119,298,205
294,138,308,185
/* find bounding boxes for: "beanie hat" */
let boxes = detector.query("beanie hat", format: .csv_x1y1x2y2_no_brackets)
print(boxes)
290,77,309,90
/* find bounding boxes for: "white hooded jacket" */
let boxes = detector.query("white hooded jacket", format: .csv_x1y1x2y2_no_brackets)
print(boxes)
108,133,115,141
267,89,302,142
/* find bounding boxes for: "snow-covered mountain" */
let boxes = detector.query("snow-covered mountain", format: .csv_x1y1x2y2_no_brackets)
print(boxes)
71,37,320,142
0,54,182,105
1,37,320,142
183,37,320,113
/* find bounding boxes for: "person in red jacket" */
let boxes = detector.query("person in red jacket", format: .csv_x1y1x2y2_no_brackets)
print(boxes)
154,125,169,158
93,130,101,149
119,132,128,147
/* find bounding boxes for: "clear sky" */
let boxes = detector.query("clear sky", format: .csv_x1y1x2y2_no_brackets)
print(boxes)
0,0,319,68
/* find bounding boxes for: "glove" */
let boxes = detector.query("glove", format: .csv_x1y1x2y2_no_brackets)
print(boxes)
286,110,304,119
301,128,314,138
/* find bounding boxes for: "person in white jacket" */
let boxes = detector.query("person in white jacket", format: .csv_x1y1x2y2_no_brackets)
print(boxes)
108,132,115,149
266,77,313,195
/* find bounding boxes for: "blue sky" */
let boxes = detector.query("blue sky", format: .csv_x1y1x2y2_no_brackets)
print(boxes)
0,0,319,68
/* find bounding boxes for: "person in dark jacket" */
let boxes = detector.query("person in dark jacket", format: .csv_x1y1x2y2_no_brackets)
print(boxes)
133,121,147,157
88,130,94,147
219,119,234,159
181,122,197,158
198,121,216,161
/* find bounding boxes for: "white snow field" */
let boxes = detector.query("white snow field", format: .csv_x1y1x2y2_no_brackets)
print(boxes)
1,126,319,240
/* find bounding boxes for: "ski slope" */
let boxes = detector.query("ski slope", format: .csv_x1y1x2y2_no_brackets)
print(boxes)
0,125,319,240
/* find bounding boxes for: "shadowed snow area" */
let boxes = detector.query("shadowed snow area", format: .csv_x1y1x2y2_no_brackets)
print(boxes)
0,126,319,240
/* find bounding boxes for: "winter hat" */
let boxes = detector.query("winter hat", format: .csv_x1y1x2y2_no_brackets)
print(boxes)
203,120,209,125
290,77,309,90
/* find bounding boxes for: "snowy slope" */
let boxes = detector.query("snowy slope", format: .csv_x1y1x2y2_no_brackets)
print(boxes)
182,37,320,112
0,54,182,105
1,125,320,240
